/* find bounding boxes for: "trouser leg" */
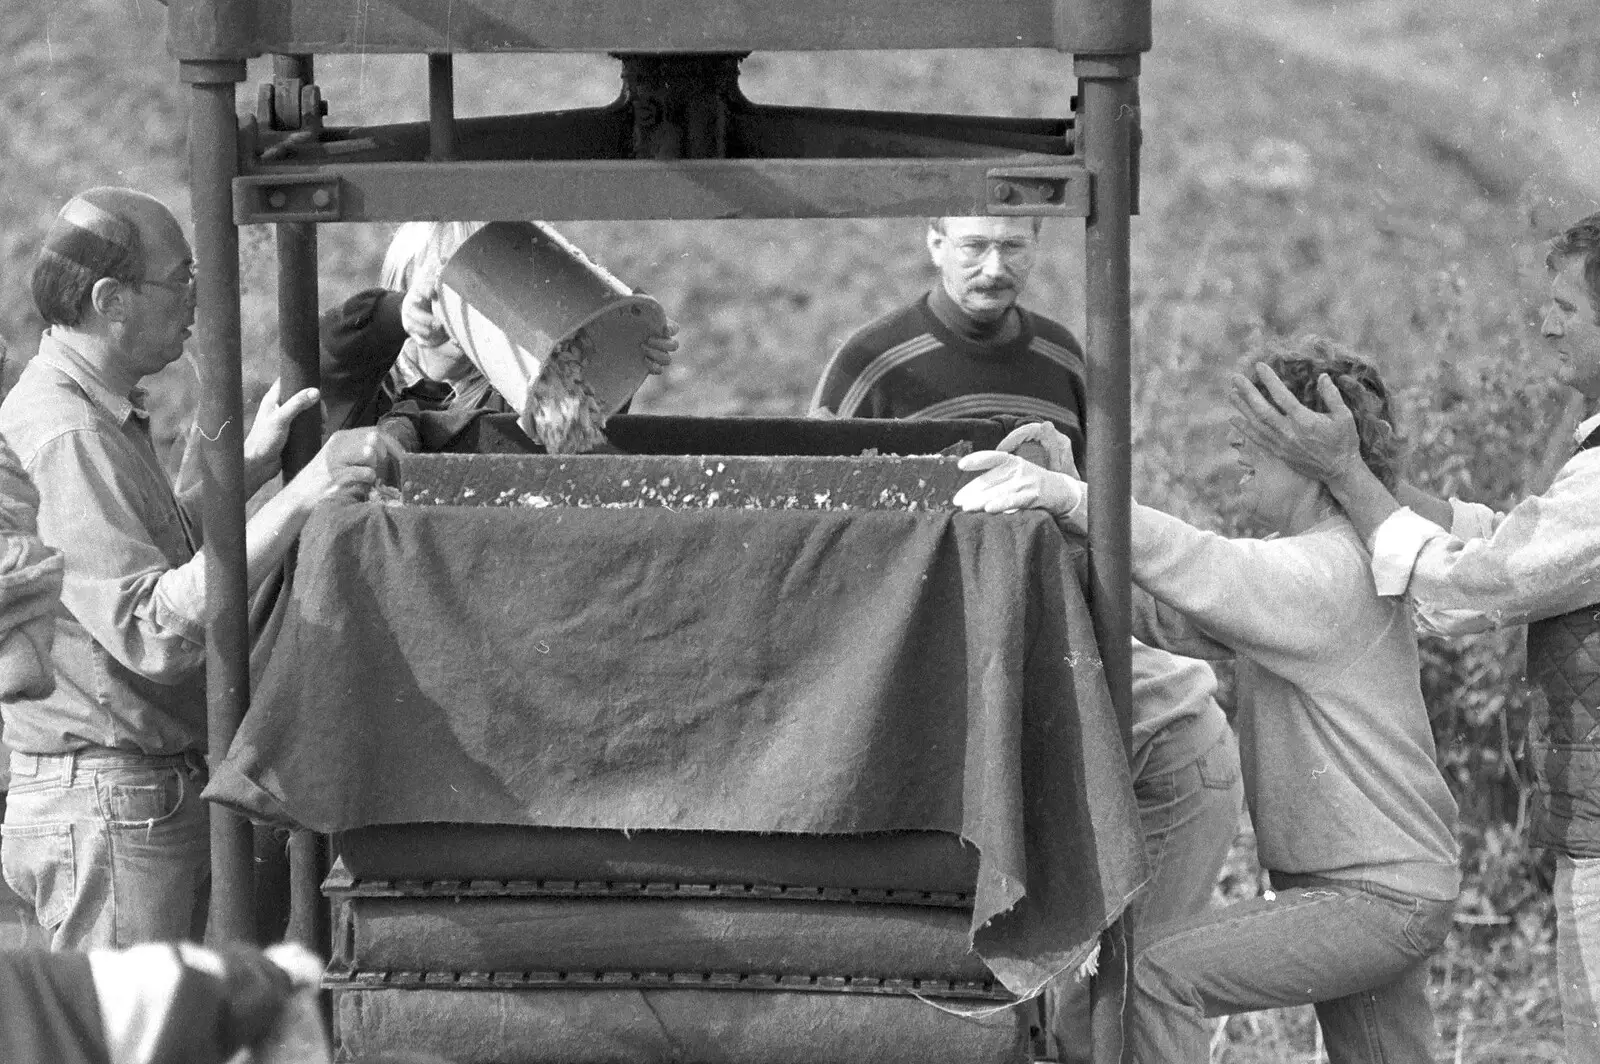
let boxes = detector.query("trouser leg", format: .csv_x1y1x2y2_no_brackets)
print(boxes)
1,752,209,951
1556,854,1600,1059
1312,959,1438,1064
1129,880,1452,1064
1049,727,1242,1063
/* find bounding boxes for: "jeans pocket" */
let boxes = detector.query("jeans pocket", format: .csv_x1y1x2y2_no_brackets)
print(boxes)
94,767,186,828
1401,897,1455,956
0,821,75,928
1197,731,1241,791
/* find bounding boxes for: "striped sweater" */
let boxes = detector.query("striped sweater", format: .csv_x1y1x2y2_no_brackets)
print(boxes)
809,286,1087,458
810,286,1229,778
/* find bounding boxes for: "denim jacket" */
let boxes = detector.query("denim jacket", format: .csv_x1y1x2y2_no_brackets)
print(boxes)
0,332,206,755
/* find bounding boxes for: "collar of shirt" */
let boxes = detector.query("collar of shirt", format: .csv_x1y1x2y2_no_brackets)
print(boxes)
33,330,149,426
927,283,1022,346
1576,410,1600,446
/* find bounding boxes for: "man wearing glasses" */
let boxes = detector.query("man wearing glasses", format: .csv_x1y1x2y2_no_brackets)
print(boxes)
812,217,1242,1064
810,215,1087,450
0,187,398,950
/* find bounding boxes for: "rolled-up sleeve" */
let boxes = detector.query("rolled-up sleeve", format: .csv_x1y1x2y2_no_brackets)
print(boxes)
29,430,206,684
1368,454,1600,634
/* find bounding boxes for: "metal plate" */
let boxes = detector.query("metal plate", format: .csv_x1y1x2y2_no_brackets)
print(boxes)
236,157,1090,223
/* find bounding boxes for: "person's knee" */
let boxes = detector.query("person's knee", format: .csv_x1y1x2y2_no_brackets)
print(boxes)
1131,943,1197,1012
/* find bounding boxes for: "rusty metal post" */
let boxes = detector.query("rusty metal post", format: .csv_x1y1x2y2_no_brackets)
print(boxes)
274,55,325,470
1077,52,1139,1064
428,53,459,161
265,53,331,954
279,212,326,952
184,57,254,946
1076,53,1138,800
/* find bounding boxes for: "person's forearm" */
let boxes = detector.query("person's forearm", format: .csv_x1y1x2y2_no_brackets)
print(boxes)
244,483,317,593
244,453,278,499
1394,480,1452,529
1323,462,1403,545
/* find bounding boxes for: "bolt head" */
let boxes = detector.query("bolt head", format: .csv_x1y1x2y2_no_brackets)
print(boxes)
991,181,1016,204
267,191,288,209
311,189,332,208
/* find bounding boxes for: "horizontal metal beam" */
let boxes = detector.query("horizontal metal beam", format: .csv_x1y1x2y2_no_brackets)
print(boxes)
235,157,1090,222
257,107,1072,168
168,0,1150,57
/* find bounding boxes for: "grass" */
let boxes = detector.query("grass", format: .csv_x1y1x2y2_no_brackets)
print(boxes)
3,0,1598,1057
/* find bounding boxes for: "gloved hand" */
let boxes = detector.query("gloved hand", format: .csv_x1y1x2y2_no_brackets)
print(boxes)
953,450,1084,521
993,420,1079,477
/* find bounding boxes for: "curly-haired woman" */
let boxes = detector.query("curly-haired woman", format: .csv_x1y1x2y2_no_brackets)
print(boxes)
953,335,1460,1064
1232,213,1600,1060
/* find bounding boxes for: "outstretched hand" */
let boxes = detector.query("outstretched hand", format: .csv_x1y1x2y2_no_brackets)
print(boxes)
1227,363,1363,485
953,450,1084,519
244,380,321,487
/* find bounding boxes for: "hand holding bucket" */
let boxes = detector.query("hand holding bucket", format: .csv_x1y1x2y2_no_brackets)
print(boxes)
433,221,670,448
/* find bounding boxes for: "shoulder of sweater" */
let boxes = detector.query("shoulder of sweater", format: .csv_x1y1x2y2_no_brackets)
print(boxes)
1019,307,1083,352
1288,518,1409,624
828,298,935,369
1286,516,1371,567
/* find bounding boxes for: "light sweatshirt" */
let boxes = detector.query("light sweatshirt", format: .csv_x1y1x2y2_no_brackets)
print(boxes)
1369,414,1600,635
1125,505,1461,902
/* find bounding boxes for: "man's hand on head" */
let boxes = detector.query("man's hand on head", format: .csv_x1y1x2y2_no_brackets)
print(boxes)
1227,363,1364,486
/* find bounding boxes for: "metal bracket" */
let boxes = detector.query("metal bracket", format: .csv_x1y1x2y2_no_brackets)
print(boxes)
617,52,747,160
985,165,1091,216
236,174,344,223
324,967,1013,1001
257,77,327,134
326,875,973,909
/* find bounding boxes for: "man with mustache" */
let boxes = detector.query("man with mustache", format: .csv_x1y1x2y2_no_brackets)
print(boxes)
812,216,1241,1064
810,216,1087,449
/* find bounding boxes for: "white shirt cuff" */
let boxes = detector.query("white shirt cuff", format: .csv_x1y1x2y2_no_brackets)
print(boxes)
1062,482,1088,534
1446,497,1499,542
1369,507,1449,598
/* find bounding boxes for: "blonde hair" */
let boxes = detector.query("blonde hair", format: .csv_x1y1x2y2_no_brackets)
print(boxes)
379,221,484,293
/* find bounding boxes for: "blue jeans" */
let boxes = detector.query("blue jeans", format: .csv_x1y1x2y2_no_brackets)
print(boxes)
1556,854,1600,1058
1,748,210,950
1048,725,1244,1063
1131,873,1454,1064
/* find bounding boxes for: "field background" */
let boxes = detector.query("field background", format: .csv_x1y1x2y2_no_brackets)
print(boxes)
5,0,1600,1059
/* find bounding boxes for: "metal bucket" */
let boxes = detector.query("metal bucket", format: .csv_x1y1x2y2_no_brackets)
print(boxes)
435,222,667,438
